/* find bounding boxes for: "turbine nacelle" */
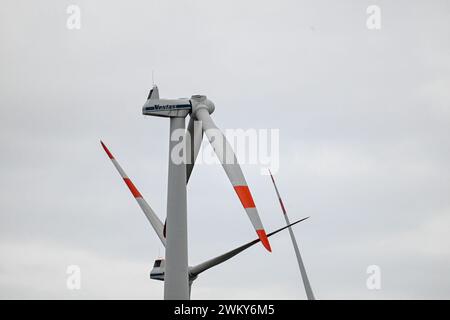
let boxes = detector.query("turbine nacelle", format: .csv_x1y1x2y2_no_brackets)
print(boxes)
142,98,191,118
142,85,215,119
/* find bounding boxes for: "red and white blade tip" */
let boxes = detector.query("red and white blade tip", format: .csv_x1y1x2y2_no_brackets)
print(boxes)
257,229,272,252
100,140,114,159
233,185,272,252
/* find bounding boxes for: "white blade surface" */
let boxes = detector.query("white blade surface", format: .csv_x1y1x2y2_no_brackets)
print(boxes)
195,108,271,252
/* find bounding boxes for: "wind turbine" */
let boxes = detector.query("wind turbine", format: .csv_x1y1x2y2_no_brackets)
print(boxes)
100,141,309,298
268,170,315,300
102,85,273,300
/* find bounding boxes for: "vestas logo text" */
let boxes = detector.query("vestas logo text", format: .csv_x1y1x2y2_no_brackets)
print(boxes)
152,105,177,110
146,104,191,111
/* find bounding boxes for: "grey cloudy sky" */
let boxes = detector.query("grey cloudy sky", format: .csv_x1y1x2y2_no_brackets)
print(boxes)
1,0,449,299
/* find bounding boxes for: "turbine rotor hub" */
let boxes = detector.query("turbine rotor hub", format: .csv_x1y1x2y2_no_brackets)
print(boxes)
190,95,215,118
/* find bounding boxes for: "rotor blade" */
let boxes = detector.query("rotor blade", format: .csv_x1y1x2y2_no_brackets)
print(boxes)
100,141,166,246
268,170,315,300
186,116,203,183
195,108,272,252
189,217,309,278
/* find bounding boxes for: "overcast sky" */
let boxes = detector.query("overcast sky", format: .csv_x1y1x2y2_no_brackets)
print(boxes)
1,0,449,299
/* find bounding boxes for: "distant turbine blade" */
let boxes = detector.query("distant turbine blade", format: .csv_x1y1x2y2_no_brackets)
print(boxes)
189,217,309,278
100,141,166,246
268,170,315,300
186,116,203,183
195,108,271,252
